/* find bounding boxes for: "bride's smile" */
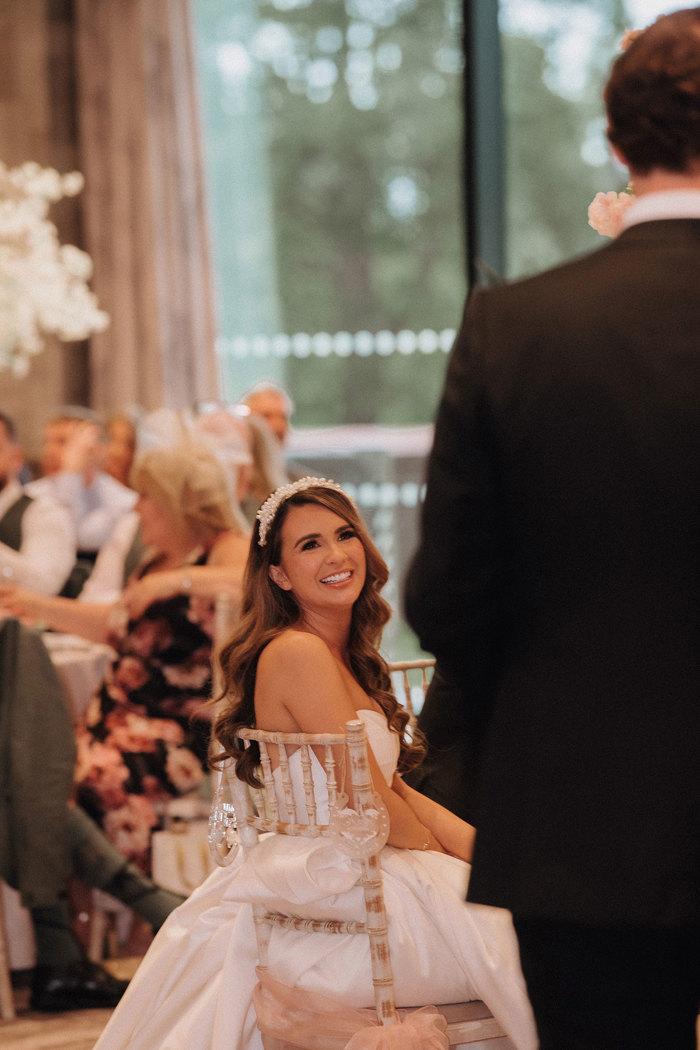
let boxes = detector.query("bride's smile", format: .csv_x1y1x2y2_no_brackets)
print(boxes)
320,569,352,584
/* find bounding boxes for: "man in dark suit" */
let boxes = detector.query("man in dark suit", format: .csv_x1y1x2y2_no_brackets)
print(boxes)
405,10,700,1049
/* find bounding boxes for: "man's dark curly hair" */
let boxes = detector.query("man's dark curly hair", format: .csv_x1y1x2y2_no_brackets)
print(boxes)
605,8,700,174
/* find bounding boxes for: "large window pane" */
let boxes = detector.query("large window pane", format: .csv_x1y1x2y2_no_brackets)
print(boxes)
193,0,466,659
193,0,465,427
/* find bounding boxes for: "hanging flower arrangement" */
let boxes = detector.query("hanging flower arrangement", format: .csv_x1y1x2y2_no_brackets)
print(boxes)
0,160,109,377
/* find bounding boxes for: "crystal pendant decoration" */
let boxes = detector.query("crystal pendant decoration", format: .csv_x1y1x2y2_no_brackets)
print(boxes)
328,792,390,859
208,768,240,866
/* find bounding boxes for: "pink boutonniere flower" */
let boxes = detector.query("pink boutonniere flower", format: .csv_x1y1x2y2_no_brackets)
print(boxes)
587,189,635,238
619,29,642,51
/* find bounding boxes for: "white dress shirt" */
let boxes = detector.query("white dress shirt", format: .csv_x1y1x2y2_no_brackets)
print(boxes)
27,471,137,554
0,479,76,594
79,510,141,603
622,188,700,228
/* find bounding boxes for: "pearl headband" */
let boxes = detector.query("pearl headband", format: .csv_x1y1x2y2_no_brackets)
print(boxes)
256,476,352,547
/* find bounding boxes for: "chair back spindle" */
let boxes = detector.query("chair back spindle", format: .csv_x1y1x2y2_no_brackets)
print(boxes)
388,658,435,726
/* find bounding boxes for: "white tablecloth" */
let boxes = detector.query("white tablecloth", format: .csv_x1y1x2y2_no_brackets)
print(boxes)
42,632,115,721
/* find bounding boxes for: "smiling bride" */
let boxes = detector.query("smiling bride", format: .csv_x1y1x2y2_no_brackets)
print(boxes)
93,476,537,1050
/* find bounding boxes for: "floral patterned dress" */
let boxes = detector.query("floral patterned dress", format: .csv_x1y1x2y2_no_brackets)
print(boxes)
74,577,216,875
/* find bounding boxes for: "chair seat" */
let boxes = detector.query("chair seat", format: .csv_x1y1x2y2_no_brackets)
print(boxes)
424,1001,511,1047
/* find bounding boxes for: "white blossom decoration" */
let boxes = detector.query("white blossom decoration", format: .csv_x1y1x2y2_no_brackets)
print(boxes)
0,160,109,377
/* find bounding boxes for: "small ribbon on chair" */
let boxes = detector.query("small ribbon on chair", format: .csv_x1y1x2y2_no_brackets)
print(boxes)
253,968,448,1050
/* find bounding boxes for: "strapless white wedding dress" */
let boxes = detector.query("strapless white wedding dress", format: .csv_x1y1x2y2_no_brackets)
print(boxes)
94,710,537,1050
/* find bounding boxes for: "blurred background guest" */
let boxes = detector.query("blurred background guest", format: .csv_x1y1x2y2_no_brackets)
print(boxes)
103,409,140,489
28,406,137,555
27,407,137,596
81,404,257,604
191,405,255,523
240,379,293,448
193,402,288,527
0,410,75,595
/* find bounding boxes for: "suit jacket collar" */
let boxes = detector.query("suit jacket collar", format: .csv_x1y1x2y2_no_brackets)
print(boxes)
614,215,700,249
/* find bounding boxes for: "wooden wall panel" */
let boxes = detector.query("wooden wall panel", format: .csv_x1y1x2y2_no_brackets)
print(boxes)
0,0,87,459
1,0,219,458
74,0,219,413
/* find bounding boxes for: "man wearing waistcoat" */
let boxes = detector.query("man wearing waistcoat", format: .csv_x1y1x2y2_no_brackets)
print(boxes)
406,9,700,1049
0,412,75,595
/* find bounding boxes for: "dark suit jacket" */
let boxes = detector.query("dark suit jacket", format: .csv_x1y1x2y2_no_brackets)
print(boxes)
404,665,486,825
405,219,700,927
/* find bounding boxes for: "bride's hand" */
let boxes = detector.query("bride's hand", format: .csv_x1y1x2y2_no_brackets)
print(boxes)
392,774,475,862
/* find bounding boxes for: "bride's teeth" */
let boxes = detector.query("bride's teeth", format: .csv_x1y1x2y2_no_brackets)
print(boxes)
322,571,351,583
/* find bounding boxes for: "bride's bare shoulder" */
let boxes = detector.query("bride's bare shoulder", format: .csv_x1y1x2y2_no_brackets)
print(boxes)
256,630,353,729
259,630,334,671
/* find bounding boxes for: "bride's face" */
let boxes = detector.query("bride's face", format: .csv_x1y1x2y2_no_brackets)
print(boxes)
269,503,366,614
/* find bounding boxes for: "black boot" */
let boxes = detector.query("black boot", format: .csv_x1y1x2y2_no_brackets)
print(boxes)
31,958,129,1012
29,905,129,1012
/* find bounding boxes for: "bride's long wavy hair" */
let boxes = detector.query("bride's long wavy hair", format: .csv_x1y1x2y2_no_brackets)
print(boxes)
213,483,425,785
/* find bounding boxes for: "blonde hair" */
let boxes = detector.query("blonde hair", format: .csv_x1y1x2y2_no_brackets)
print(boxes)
130,442,238,546
214,483,426,784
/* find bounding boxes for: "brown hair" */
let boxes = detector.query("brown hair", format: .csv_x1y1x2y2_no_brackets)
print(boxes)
214,483,425,784
605,8,700,174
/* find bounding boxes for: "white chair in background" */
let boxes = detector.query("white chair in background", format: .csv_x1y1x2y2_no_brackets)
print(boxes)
388,657,435,726
219,718,511,1048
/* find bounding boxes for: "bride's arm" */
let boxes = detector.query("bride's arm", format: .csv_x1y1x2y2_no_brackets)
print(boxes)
255,632,446,853
392,775,475,861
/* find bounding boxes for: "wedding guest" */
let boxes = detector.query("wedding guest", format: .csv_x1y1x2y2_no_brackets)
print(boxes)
197,404,289,527
0,616,183,1012
0,410,75,594
27,406,136,561
78,510,144,604
103,410,139,488
81,404,257,604
241,380,293,447
191,405,256,521
0,442,249,877
240,380,307,485
88,478,537,1050
406,10,700,1048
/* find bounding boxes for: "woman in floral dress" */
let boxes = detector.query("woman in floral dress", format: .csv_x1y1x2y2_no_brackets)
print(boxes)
1,441,249,874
